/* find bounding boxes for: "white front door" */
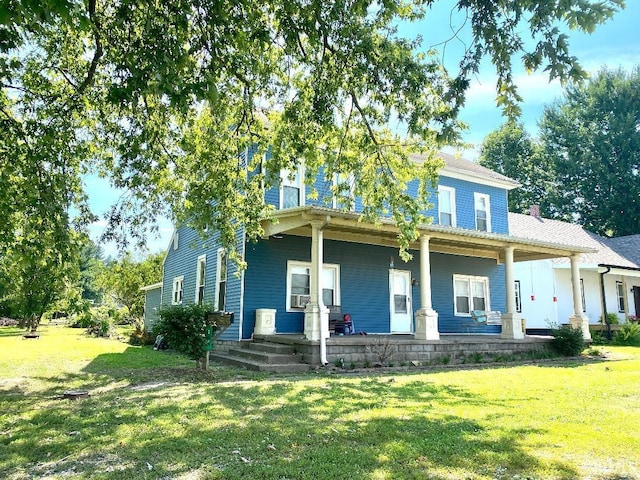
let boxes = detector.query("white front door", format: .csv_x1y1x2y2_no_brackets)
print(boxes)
389,269,412,333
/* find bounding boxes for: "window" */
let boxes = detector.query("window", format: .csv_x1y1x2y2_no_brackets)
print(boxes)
438,186,456,227
286,261,340,311
616,281,625,312
215,249,228,311
453,274,490,315
580,278,586,312
280,165,304,209
514,280,522,313
474,193,491,232
172,231,179,250
333,172,355,210
195,254,206,305
172,276,184,305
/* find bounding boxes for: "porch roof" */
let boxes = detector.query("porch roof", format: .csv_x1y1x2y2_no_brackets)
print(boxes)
261,206,595,263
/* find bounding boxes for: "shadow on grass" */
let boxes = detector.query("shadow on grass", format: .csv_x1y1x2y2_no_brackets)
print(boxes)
0,327,27,337
0,372,582,480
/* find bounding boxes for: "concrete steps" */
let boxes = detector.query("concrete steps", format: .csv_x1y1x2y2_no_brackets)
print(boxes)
210,340,310,374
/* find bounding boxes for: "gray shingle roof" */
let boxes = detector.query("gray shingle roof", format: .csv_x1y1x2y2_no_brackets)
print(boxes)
410,152,521,188
606,234,640,266
509,212,639,268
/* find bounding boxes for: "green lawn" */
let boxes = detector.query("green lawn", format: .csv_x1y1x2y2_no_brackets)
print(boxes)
1,325,639,480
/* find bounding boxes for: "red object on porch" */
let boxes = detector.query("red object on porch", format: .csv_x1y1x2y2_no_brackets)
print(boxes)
531,295,535,301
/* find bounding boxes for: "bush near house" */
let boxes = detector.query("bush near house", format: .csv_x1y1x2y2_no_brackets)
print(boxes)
155,304,217,362
613,323,640,346
550,325,585,356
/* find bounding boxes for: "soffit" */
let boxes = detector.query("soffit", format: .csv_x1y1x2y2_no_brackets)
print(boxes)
262,207,594,263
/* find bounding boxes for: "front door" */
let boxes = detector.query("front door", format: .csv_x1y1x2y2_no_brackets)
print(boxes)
390,269,412,333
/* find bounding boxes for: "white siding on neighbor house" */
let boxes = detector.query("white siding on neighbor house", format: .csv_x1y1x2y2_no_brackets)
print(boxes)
554,268,600,325
513,260,559,329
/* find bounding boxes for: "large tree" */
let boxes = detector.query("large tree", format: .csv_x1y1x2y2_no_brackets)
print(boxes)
479,122,558,217
0,0,625,315
539,66,640,237
97,252,163,320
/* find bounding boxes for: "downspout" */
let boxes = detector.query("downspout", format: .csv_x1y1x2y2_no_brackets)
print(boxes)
599,266,611,339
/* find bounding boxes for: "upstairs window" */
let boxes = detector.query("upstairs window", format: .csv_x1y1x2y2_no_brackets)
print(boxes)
454,275,489,315
195,254,206,305
333,173,356,210
172,276,184,305
280,166,304,209
474,193,491,232
438,186,456,227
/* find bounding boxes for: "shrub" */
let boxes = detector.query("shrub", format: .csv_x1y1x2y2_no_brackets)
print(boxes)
550,325,585,356
155,304,217,362
612,323,640,346
602,312,620,325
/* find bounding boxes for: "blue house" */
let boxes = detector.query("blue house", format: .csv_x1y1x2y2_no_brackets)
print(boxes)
147,152,592,364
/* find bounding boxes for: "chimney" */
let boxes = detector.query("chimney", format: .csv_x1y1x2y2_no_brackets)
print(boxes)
529,205,541,218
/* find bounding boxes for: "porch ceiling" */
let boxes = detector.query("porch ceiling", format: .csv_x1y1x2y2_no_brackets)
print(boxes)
261,206,595,263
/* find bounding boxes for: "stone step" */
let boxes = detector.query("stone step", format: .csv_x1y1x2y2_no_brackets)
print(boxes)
227,347,299,364
243,341,296,355
210,353,310,374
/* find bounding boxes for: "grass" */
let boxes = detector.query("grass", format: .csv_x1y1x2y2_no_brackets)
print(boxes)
1,325,639,479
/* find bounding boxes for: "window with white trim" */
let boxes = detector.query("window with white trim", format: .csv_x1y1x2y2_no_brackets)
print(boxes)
438,186,456,227
280,165,304,209
195,254,206,305
215,249,228,311
616,281,625,312
286,261,340,311
474,193,491,232
172,231,179,250
333,172,355,210
514,280,522,313
580,279,586,312
172,276,184,305
454,274,490,315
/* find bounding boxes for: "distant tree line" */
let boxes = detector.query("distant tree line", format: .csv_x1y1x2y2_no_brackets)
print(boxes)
480,66,640,238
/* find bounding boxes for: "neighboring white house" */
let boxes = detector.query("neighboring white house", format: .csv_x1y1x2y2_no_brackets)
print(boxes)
509,211,640,331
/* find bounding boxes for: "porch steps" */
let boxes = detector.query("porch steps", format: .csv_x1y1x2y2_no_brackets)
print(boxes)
210,341,310,374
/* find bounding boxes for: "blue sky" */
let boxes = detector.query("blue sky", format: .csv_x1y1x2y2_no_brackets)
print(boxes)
89,2,640,257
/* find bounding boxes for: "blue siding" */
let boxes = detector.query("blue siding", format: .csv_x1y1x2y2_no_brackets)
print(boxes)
435,176,510,234
243,236,505,337
144,286,162,331
262,161,511,236
161,225,245,341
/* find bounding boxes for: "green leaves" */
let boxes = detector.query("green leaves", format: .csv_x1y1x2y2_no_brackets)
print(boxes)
0,0,624,268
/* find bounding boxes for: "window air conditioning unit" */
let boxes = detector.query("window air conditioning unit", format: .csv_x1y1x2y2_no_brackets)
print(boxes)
291,294,311,308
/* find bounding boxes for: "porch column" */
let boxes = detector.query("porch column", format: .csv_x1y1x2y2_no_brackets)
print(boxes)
304,220,329,342
501,245,524,339
568,254,591,340
414,235,439,340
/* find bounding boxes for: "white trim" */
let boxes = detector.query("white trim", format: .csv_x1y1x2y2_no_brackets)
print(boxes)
474,192,491,233
279,164,305,209
439,168,520,190
453,274,491,316
172,276,184,305
214,248,228,311
172,231,179,250
438,186,456,227
286,260,340,312
194,254,207,304
140,282,162,291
